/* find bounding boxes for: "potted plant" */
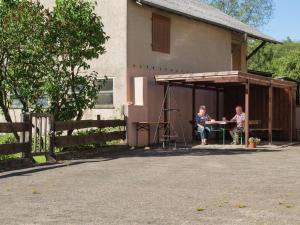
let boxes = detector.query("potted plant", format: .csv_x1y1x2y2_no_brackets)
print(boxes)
248,137,261,148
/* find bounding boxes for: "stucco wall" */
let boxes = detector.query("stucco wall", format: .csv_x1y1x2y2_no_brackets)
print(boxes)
0,0,128,123
127,1,231,146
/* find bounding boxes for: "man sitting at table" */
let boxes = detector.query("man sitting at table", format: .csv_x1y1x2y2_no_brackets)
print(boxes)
195,105,215,145
230,106,245,144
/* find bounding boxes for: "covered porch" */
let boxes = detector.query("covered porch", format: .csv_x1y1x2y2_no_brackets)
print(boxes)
155,71,297,147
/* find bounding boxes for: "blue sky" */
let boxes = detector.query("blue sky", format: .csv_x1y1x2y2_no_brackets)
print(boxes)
262,0,300,41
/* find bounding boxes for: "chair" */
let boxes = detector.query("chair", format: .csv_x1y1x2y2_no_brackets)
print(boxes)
234,120,261,145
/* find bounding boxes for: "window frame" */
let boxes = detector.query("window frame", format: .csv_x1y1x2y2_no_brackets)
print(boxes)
95,78,115,109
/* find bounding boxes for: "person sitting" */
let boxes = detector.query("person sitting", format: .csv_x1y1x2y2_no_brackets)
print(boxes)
230,106,245,144
195,105,215,145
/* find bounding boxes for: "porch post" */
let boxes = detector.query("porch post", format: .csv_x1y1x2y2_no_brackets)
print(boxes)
268,85,273,144
216,89,220,120
192,86,196,139
289,87,294,142
245,81,250,147
164,85,168,123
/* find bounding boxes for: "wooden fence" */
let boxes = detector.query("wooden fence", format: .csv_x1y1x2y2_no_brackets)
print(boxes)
0,114,127,160
0,121,31,156
54,119,127,148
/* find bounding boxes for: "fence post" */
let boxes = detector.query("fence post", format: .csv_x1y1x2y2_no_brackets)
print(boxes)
47,114,56,162
22,113,33,160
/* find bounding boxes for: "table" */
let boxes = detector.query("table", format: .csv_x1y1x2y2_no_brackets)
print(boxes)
133,122,169,147
205,121,236,144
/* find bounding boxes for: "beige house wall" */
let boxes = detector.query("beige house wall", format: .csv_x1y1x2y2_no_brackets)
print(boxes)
127,1,232,146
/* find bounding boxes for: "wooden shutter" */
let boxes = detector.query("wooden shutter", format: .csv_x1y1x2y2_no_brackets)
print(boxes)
152,14,171,54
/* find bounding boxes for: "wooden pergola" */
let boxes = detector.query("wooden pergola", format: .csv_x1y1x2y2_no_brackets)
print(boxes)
155,71,297,146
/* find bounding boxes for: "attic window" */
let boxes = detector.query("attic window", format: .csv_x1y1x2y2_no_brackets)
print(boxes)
152,14,170,54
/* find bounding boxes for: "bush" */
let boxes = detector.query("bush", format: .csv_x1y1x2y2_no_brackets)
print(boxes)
0,134,17,144
0,134,19,161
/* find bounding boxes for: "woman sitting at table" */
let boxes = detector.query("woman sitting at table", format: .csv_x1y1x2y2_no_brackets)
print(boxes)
195,105,215,145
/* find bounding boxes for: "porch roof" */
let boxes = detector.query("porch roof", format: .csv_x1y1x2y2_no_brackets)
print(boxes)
155,71,297,89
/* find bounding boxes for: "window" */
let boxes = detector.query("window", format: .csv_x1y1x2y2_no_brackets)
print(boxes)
11,98,22,109
152,14,171,54
96,78,114,107
37,97,49,108
134,77,144,106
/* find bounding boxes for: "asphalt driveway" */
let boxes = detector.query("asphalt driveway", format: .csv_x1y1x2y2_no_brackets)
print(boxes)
1,147,300,225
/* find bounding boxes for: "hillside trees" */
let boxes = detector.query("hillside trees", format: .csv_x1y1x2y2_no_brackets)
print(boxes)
203,0,274,28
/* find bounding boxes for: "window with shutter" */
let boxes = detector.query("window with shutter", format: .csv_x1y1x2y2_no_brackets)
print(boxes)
152,14,171,54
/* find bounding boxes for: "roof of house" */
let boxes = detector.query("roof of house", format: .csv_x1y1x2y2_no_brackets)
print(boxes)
137,0,280,44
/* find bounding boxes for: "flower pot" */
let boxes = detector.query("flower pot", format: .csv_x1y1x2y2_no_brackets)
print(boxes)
249,142,256,148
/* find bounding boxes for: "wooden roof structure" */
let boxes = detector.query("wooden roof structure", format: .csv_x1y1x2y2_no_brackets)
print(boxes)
155,71,297,89
155,71,297,147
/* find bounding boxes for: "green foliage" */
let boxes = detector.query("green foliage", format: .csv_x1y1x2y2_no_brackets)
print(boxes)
0,0,109,123
248,39,300,80
44,0,109,121
203,0,274,28
0,134,19,161
0,134,17,144
0,0,48,113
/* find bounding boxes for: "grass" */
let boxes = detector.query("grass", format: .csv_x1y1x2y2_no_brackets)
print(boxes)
235,203,247,208
279,201,293,208
32,189,40,195
196,208,205,212
33,156,46,164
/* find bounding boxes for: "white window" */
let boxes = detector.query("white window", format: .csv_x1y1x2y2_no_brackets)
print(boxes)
11,98,22,109
96,78,114,107
134,77,144,106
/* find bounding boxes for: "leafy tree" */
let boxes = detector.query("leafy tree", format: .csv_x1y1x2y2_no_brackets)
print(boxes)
44,0,109,121
1,0,109,127
248,39,300,80
0,0,48,139
203,0,274,28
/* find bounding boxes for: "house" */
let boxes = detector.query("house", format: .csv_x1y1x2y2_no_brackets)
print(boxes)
3,0,298,146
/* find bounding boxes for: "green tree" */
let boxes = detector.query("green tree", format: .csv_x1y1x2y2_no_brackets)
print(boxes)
0,0,48,139
248,39,300,80
203,0,274,28
45,0,109,121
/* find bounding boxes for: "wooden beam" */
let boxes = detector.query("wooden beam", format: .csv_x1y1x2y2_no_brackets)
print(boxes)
55,131,126,148
245,81,250,147
289,88,294,142
246,41,266,61
0,122,30,133
0,143,30,155
54,120,126,131
164,85,168,123
216,89,220,120
268,85,273,144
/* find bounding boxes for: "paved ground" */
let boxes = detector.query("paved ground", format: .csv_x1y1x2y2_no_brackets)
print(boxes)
1,146,300,225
